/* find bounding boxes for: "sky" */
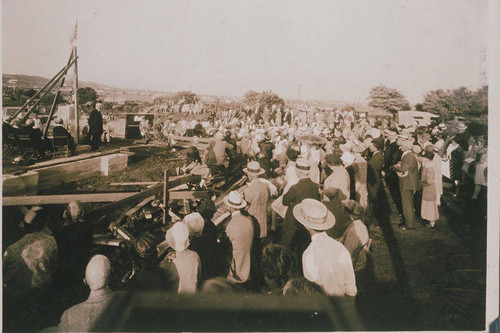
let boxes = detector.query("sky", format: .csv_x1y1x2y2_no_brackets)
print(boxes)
2,0,488,104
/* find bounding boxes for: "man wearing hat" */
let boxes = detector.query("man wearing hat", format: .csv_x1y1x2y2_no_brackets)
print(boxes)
3,207,58,331
243,161,270,242
53,201,93,289
281,158,320,265
88,102,103,151
295,199,357,297
392,136,419,230
223,191,255,285
384,131,405,223
367,137,388,226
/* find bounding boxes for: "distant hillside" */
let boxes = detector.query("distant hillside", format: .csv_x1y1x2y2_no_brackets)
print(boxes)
3,74,112,91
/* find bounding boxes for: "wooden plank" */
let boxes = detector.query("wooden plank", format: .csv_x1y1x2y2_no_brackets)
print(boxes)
169,191,210,200
110,182,159,186
125,196,156,217
83,174,201,221
169,135,212,144
3,192,138,206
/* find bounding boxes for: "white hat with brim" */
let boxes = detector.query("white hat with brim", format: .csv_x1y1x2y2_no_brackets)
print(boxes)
243,161,265,176
293,199,335,231
224,191,246,209
295,158,310,174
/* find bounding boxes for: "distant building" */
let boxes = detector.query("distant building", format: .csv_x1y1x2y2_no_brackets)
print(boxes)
398,110,439,126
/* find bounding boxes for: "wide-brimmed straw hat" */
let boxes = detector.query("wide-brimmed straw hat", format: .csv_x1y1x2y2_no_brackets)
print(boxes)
243,161,265,175
224,191,246,209
295,158,310,173
293,199,335,231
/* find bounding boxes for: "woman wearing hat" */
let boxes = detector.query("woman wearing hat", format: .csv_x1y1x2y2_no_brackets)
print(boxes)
160,222,201,293
294,199,357,297
420,149,439,229
341,200,370,272
322,151,351,239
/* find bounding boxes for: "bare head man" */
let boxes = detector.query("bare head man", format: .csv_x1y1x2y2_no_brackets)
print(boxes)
84,254,111,291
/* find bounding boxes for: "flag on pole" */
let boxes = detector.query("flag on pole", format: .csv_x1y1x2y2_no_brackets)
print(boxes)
70,21,78,45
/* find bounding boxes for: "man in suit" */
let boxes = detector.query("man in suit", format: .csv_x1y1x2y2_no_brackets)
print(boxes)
243,161,270,242
283,107,293,125
57,255,116,332
367,138,388,226
392,135,419,230
384,129,404,224
281,158,320,266
88,102,103,151
322,151,351,239
223,191,255,285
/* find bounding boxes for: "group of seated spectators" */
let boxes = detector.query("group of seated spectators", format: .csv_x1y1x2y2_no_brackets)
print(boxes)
4,115,76,161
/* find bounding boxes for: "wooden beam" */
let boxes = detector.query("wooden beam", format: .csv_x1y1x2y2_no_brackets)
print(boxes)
125,196,156,217
83,174,201,221
169,190,210,200
110,182,159,186
3,192,138,206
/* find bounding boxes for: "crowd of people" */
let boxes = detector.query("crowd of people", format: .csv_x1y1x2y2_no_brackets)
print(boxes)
3,105,488,331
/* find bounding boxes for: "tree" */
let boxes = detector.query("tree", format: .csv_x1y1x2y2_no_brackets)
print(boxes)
368,85,411,116
258,90,285,109
243,90,260,106
414,103,424,111
77,87,98,105
173,91,197,105
421,89,452,121
421,86,488,120
102,102,113,110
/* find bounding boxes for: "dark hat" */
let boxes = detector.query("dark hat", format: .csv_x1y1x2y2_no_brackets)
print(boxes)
198,198,216,220
325,152,341,166
344,200,364,219
372,137,384,150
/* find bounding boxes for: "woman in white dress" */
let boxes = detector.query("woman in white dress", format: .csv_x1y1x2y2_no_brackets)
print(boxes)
421,149,439,229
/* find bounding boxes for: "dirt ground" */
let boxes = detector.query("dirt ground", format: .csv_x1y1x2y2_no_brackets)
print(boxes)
4,144,487,331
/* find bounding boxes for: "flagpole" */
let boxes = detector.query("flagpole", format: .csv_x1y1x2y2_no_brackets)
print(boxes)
71,20,80,144
73,46,79,144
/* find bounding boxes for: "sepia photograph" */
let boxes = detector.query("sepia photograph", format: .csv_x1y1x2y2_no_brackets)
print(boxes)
2,0,498,332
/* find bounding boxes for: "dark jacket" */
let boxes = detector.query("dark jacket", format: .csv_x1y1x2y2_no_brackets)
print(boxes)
88,109,103,134
367,151,384,198
281,178,320,250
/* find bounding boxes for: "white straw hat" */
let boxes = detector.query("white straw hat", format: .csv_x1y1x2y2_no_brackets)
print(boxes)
293,199,335,230
223,191,246,209
243,161,265,175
